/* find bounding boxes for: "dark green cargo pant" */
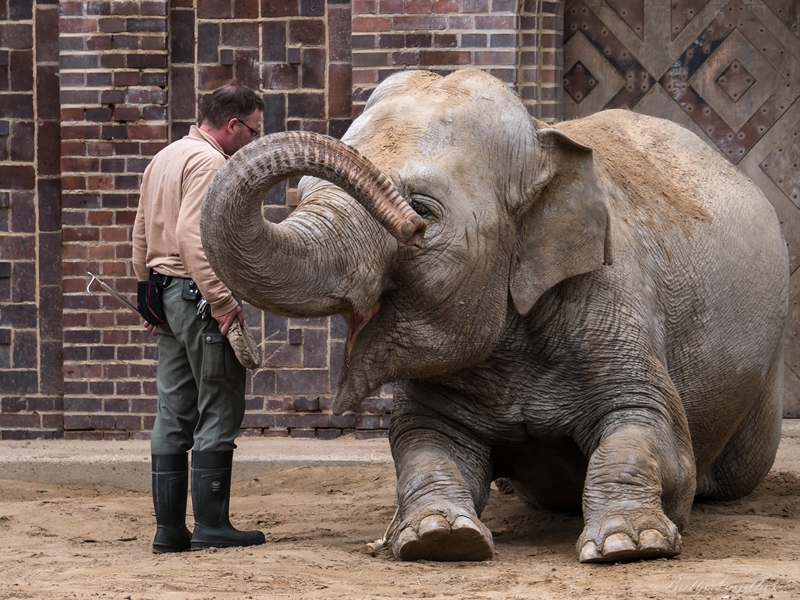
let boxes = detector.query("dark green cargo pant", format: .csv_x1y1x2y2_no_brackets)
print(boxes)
150,278,246,455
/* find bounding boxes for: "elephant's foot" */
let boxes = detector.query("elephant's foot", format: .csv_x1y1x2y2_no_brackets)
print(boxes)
577,512,681,563
391,504,493,561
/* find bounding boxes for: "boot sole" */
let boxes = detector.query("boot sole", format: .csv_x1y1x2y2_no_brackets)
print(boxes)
152,544,191,553
190,538,265,549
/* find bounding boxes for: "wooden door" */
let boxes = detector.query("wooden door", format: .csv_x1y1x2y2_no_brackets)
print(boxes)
564,0,800,416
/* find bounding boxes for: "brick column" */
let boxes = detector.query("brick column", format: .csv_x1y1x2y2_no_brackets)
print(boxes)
519,0,562,122
59,0,168,440
0,0,64,439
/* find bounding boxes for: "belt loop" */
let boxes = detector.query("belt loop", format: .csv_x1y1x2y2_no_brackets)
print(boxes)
149,270,172,287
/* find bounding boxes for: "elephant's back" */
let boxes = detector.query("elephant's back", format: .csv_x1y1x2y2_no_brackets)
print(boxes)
556,110,776,231
557,110,789,467
555,110,787,287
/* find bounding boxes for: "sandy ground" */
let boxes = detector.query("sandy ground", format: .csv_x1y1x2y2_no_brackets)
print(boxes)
1,435,799,599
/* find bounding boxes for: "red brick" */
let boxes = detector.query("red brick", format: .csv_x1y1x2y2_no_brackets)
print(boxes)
112,34,139,50
474,50,516,65
433,33,457,47
446,15,473,28
62,124,101,139
61,175,86,190
352,69,378,84
261,0,298,17
474,15,515,29
352,16,392,32
198,64,233,90
379,0,403,13
406,0,432,13
262,63,299,90
419,50,471,65
141,142,167,156
101,226,129,241
126,53,166,69
0,23,32,49
328,63,352,118
0,166,35,190
221,21,259,46
352,52,389,67
113,71,140,86
114,106,140,121
87,142,113,156
433,0,458,12
353,0,376,14
100,53,126,68
60,108,85,121
60,2,84,16
125,125,165,141
61,157,99,172
141,1,168,16
393,15,447,31
99,17,125,32
59,18,98,34
87,175,114,190
111,1,141,15
81,37,109,53
234,0,259,18
140,35,166,51
288,19,325,45
198,0,232,18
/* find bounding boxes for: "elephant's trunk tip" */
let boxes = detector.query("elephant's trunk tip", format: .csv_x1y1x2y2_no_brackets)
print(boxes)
399,217,427,248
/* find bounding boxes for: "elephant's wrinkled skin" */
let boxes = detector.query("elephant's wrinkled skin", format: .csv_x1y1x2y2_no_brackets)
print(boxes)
200,70,789,563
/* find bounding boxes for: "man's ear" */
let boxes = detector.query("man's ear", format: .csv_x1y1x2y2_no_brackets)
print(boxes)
509,128,613,315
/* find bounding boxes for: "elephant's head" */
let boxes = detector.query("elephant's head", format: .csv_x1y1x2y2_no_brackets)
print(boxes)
201,69,611,414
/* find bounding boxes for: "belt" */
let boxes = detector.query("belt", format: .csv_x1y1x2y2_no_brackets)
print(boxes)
149,270,173,287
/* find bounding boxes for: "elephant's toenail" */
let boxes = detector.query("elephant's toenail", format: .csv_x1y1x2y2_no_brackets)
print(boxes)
395,527,419,548
638,529,668,551
418,515,449,536
452,516,479,532
603,532,636,555
579,541,600,562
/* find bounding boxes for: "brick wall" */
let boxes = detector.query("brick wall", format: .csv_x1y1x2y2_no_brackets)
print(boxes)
58,0,169,441
0,0,564,440
350,0,563,119
0,0,64,439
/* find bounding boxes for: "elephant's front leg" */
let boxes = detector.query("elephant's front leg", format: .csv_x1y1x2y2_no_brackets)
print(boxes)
389,392,494,561
578,423,696,563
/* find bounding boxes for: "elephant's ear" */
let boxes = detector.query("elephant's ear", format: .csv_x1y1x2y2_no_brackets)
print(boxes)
509,128,613,315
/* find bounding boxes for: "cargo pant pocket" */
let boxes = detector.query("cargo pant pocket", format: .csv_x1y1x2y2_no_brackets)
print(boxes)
201,332,231,381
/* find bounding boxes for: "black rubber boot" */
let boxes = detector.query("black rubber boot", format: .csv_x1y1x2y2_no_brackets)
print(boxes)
151,454,192,553
190,450,266,549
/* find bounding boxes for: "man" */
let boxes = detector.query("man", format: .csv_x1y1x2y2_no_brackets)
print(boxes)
132,84,266,553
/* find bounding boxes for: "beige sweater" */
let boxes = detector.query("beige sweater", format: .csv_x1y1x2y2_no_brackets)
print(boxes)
132,126,238,318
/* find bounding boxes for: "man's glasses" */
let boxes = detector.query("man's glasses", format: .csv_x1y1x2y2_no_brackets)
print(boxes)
236,119,259,138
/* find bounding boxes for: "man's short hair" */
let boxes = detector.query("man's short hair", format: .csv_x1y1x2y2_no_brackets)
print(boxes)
199,83,265,129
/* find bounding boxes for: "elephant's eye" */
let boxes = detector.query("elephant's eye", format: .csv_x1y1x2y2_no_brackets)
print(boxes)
409,198,431,218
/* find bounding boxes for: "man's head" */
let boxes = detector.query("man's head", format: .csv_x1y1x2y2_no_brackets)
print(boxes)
199,84,265,155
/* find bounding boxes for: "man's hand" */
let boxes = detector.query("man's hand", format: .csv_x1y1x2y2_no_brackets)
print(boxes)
215,304,244,336
142,320,158,337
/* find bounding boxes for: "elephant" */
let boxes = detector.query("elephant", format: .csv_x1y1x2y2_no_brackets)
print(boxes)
200,69,789,563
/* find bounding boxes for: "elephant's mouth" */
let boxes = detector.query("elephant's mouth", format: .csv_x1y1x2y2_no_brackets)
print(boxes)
332,299,387,415
346,300,381,359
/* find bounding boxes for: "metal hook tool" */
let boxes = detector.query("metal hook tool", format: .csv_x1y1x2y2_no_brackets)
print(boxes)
86,271,140,315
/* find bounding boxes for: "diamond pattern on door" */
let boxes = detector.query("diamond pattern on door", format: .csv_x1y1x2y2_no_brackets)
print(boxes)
564,0,800,417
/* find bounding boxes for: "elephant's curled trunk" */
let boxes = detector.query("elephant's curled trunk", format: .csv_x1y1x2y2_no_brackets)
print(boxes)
200,132,426,316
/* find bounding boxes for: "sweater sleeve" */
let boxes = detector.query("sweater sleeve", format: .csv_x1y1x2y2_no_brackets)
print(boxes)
132,176,150,282
175,163,239,317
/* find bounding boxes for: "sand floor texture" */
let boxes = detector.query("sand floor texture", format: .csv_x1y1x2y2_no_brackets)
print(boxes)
1,430,799,599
